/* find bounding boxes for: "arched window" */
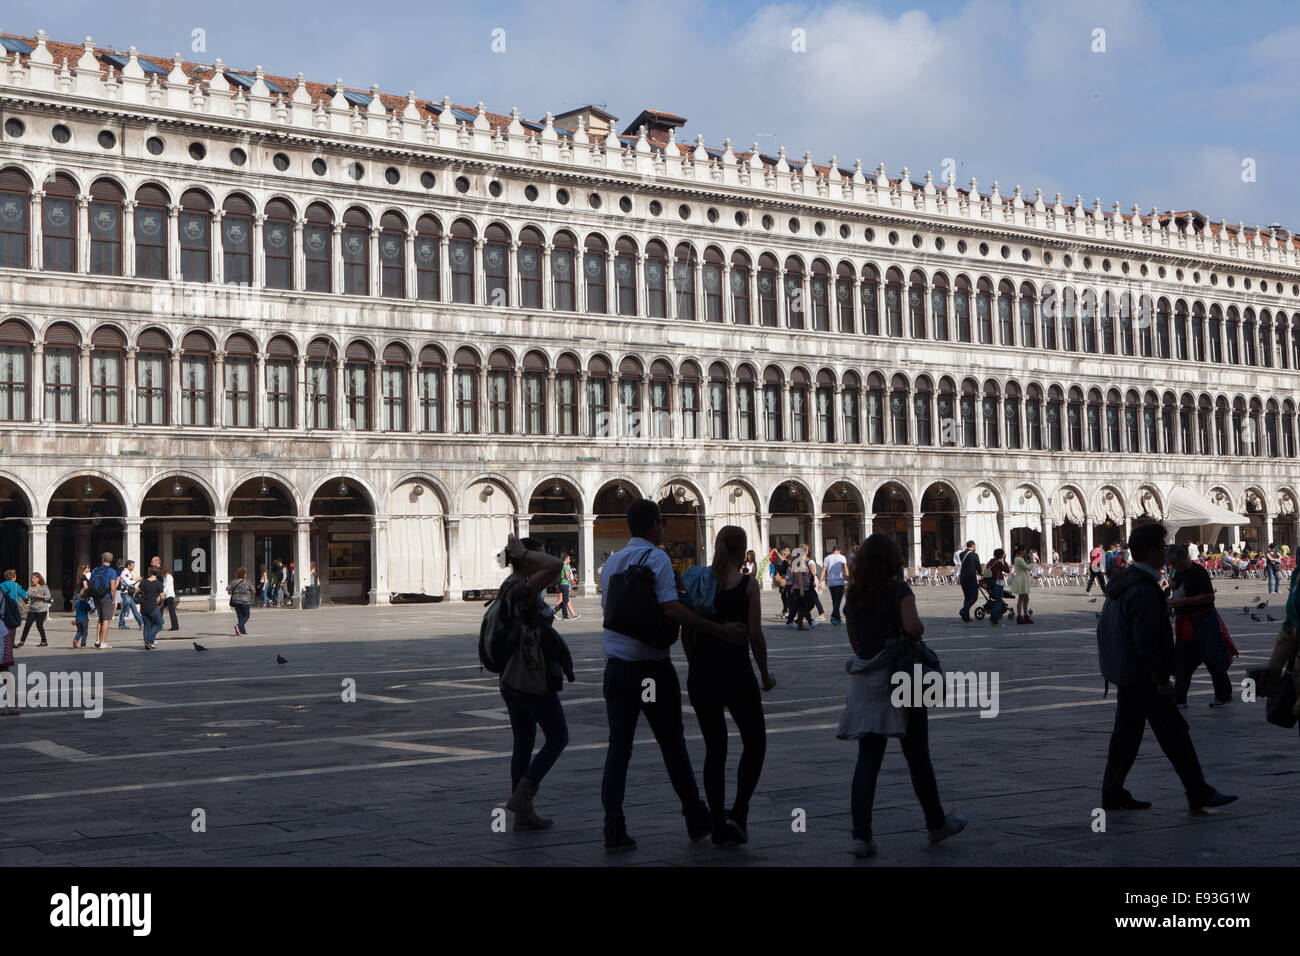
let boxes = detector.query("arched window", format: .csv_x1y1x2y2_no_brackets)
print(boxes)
180,331,213,426
679,360,701,438
650,359,673,438
381,343,409,432
90,326,126,423
1155,298,1171,358
415,215,441,301
1161,392,1177,453
936,376,957,447
1143,391,1159,453
1259,312,1274,368
708,361,729,439
518,227,544,309
133,184,169,279
341,207,371,296
1292,315,1300,370
1209,306,1224,363
703,247,725,323
843,370,862,444
135,328,170,425
931,273,950,341
861,264,880,335
454,347,479,433
981,380,1001,447
997,280,1015,346
784,256,806,330
1080,289,1097,353
836,262,855,333
523,350,546,435
1243,310,1258,366
1180,393,1195,452
0,168,32,268
1191,303,1206,362
555,352,578,436
43,323,78,421
1174,301,1189,360
1249,398,1264,456
586,355,610,437
483,223,509,306
674,243,697,321
1214,397,1230,455
961,378,979,447
1100,292,1116,354
1003,381,1022,449
1018,282,1036,348
584,234,607,313
552,231,577,312
885,268,904,337
1197,394,1212,455
790,367,811,441
304,204,334,294
816,369,835,442
306,338,336,429
1283,400,1296,458
449,219,475,304
645,240,668,318
758,254,779,327
1117,293,1134,356
1046,385,1064,451
0,319,31,421
42,173,78,273
90,179,125,276
866,372,885,444
890,374,910,445
763,366,783,441
179,189,212,282
1026,383,1043,450
488,350,513,434
618,357,642,438
1067,387,1084,451
1105,388,1122,451
221,194,254,285
418,345,445,432
909,270,927,339
736,364,756,440
1086,389,1102,452
380,212,408,298
1039,285,1056,350
265,335,296,429
809,260,830,331
976,277,994,344
344,340,373,429
615,237,637,316
1061,287,1077,351
914,375,932,445
264,199,295,290
223,333,255,428
731,251,752,325
1124,389,1141,452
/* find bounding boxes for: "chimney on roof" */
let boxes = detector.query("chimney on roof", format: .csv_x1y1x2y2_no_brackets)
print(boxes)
621,108,686,148
553,104,618,139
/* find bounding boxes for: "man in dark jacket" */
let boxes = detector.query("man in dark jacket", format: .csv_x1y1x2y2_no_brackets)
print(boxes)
1097,522,1237,812
957,540,981,623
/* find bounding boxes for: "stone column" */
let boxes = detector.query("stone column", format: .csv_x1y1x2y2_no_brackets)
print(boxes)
512,366,524,435
210,210,224,284
545,369,557,436
605,250,615,315
910,514,922,568
123,346,138,425
212,518,231,612
30,342,44,423
29,518,50,580
369,518,389,605
77,195,90,273
1084,517,1094,558
122,200,137,277
579,514,595,594
252,352,265,429
998,512,1010,554
833,383,845,444
333,358,345,431
541,244,553,311
295,355,307,431
1265,515,1274,547
776,268,788,328
439,234,452,303
169,348,181,426
78,344,92,425
780,380,791,441
1123,515,1132,545
213,351,226,428
477,361,490,436
405,228,418,300
721,263,732,324
372,360,383,431
406,362,418,433
295,518,312,609
369,226,381,297
701,514,716,566
577,370,589,437
167,204,181,280
758,511,771,553
293,217,306,292
813,513,826,567
125,518,144,570
332,223,345,295
474,237,487,306
445,516,462,601
252,214,266,288
29,191,44,270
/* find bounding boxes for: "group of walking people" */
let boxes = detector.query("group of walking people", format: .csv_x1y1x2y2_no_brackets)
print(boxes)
954,542,1038,626
766,543,850,630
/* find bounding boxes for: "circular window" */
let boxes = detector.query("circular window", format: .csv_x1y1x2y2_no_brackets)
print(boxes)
1226,275,1234,287
839,223,850,239
347,161,364,182
98,130,117,150
1276,281,1284,294
555,188,569,205
1063,254,1073,268
1244,277,1252,290
889,231,900,246
679,204,691,220
385,167,400,185
188,142,206,161
1210,273,1218,285
1041,250,1050,265
230,147,247,166
1140,263,1148,276
1293,284,1299,296
789,217,801,233
979,242,989,256
52,124,71,144
1176,268,1184,281
1102,259,1111,272
420,171,436,189
935,237,946,252
619,196,632,213
761,214,774,230
864,227,875,242
814,221,825,236
311,157,326,176
1121,261,1130,274
1021,248,1031,261
273,152,290,171
3,118,24,138
1000,245,1010,259
1193,271,1200,283
488,180,503,198
1159,266,1167,279
524,184,539,201
588,192,600,209
456,176,471,194
911,234,921,249
145,136,164,155
649,200,662,216
1083,256,1092,270
735,210,748,227
707,207,719,223
957,239,967,254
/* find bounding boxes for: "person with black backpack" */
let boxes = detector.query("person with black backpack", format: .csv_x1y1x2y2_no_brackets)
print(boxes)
489,534,572,831
1096,522,1237,813
956,540,981,623
88,552,119,650
598,497,748,853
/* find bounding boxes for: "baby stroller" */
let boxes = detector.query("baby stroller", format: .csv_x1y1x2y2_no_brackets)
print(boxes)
971,577,1011,620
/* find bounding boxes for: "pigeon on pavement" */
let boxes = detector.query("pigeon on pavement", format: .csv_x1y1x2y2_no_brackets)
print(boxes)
276,654,288,665
1251,614,1262,622
1088,598,1098,603
1268,615,1278,622
194,642,207,652
1256,601,1268,609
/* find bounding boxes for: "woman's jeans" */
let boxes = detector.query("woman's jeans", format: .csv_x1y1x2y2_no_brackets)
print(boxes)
500,684,569,788
1266,565,1282,593
851,706,945,841
142,607,163,646
557,585,574,619
234,602,251,634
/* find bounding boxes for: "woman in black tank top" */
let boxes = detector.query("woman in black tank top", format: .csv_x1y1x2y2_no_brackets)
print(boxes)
685,525,777,847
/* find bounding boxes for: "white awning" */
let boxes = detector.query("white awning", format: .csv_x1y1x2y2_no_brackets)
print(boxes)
1162,486,1249,538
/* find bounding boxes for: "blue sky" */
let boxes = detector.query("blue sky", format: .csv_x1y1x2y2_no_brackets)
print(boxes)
5,0,1299,227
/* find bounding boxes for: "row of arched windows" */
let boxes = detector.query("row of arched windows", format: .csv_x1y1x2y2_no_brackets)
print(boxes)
3,168,1300,369
0,318,1293,458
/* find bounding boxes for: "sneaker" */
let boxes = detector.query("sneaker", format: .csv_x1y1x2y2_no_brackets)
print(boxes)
38,641,47,647
1209,698,1232,708
1188,787,1238,811
570,614,581,620
143,643,154,651
97,642,110,649
848,838,878,858
604,825,637,854
927,813,967,844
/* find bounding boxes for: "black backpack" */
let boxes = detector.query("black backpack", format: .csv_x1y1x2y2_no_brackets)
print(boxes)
478,578,527,673
603,550,676,649
0,591,21,630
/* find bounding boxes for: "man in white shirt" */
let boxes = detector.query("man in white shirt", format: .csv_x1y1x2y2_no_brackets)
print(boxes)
599,498,746,853
1186,541,1199,564
821,545,849,625
116,560,142,630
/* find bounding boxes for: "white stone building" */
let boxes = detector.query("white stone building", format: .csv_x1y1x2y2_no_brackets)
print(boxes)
0,30,1296,609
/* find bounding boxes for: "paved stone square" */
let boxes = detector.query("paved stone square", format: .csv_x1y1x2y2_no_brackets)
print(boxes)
1,582,1296,867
